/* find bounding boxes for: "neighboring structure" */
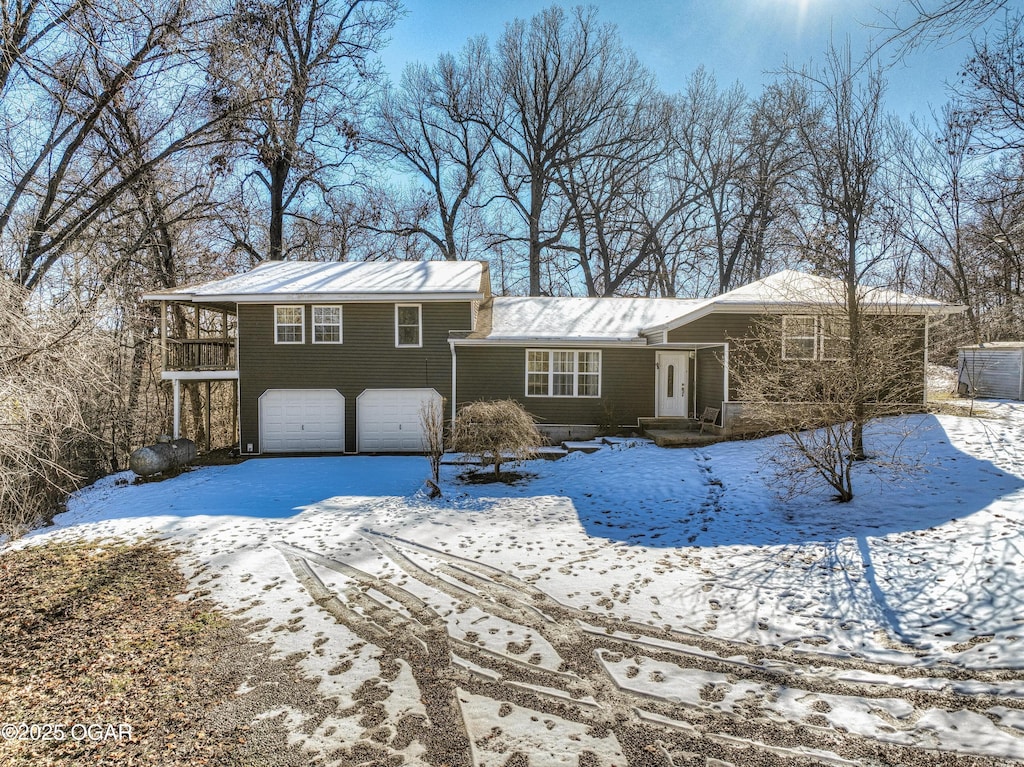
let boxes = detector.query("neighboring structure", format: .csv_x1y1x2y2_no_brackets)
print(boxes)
958,343,1024,401
144,261,964,454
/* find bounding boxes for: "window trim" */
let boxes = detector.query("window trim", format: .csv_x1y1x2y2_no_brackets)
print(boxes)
781,315,817,361
274,305,304,345
311,305,343,344
525,349,602,398
819,316,850,361
782,315,852,361
395,303,422,348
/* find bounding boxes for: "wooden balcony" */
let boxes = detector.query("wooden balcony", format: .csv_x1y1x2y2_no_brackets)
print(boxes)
165,339,236,371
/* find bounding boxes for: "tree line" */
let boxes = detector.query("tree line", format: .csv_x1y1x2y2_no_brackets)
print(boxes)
0,0,1022,528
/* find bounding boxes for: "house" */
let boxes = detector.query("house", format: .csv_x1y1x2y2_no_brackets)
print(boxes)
144,260,964,454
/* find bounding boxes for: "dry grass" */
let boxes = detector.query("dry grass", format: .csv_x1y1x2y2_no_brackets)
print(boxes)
0,540,299,766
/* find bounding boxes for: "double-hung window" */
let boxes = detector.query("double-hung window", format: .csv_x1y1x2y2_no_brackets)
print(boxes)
274,305,304,344
781,315,817,360
782,315,850,361
395,304,422,347
312,305,342,343
526,350,601,397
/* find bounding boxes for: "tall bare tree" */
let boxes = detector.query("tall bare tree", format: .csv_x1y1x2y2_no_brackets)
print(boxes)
792,45,891,459
488,5,657,295
367,38,494,261
208,0,400,262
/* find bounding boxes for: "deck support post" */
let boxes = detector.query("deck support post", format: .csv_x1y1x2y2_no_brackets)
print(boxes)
205,380,212,452
172,378,181,439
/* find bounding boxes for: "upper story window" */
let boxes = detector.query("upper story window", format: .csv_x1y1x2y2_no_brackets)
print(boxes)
395,304,422,347
782,315,850,361
312,305,342,344
274,305,304,344
526,349,601,397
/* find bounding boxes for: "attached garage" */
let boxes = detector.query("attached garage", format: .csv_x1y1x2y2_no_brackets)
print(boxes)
259,389,345,453
357,388,441,452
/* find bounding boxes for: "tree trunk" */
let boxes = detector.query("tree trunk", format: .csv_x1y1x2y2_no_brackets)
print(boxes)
269,156,290,261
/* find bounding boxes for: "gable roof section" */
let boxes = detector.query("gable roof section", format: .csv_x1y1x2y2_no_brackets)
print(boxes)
456,296,705,345
143,259,487,303
643,270,966,335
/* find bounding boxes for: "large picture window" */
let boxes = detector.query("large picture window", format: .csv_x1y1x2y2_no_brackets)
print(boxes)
274,305,304,344
526,350,601,397
395,304,422,347
312,305,342,344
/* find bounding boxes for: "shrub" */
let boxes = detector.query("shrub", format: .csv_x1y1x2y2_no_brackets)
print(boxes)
450,400,543,479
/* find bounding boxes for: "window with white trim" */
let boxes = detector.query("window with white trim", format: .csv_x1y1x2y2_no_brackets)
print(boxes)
312,305,342,343
782,315,851,361
526,349,601,397
819,316,850,360
274,305,304,344
395,304,422,347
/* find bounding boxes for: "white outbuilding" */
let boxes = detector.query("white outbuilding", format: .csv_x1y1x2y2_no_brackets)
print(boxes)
958,342,1024,400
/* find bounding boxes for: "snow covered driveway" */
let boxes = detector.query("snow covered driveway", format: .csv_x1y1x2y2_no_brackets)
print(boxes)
23,404,1024,765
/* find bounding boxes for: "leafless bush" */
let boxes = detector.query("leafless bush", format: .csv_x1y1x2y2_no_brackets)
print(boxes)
0,281,116,537
732,307,924,502
450,400,542,480
419,396,446,497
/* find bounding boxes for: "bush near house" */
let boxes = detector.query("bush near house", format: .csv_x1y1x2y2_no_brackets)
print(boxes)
450,400,543,479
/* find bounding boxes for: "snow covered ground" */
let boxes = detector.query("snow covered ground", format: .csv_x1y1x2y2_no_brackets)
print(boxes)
14,402,1024,765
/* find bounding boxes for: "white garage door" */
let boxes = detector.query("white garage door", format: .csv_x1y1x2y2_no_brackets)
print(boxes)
357,388,441,452
259,389,345,453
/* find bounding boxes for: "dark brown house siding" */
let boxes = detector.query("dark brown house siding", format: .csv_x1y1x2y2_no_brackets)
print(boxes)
668,311,928,409
238,301,472,452
694,348,726,420
455,345,656,428
666,312,760,344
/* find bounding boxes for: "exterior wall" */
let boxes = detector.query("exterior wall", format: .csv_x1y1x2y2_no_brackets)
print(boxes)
669,311,929,424
238,301,472,452
958,348,1024,400
694,347,725,424
454,345,657,434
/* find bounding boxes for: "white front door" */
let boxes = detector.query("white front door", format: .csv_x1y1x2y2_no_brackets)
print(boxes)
657,352,689,417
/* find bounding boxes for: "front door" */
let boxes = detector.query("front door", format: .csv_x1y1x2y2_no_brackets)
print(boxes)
657,352,689,417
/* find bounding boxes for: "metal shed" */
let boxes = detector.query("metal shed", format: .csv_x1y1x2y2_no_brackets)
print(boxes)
958,343,1024,400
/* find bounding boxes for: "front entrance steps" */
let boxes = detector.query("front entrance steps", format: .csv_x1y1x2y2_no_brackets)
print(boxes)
638,417,723,448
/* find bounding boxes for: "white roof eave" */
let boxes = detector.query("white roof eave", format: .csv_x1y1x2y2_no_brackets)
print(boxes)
145,291,484,303
452,336,649,347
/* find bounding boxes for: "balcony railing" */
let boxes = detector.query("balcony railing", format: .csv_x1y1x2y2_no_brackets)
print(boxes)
165,339,236,371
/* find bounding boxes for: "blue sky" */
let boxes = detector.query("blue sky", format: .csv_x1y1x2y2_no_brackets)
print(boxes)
379,0,987,120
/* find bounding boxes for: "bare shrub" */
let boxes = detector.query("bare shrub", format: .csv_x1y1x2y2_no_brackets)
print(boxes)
419,396,446,497
732,307,925,502
0,281,115,537
450,400,543,480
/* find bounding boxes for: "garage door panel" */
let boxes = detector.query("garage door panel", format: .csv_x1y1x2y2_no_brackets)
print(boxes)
260,389,345,453
357,388,441,452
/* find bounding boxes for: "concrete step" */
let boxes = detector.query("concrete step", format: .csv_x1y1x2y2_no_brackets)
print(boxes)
561,440,605,454
638,417,699,431
645,429,724,448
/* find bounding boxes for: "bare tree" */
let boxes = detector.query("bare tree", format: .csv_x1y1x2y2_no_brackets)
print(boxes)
367,38,494,261
893,104,986,342
732,285,925,503
957,14,1024,151
488,5,657,295
791,44,892,460
207,0,400,261
419,396,446,497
